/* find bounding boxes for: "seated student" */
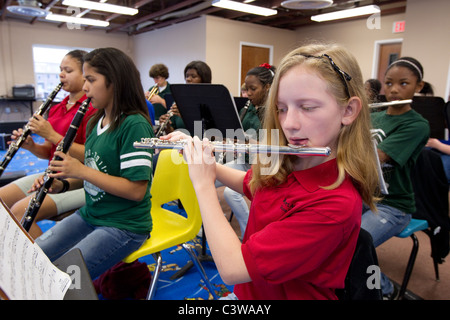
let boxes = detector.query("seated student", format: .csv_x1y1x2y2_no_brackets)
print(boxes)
146,63,171,119
158,60,212,135
241,83,248,98
426,138,450,183
364,78,382,103
417,81,434,96
152,61,212,174
0,49,96,239
163,43,380,299
361,57,429,299
218,63,276,237
34,47,154,280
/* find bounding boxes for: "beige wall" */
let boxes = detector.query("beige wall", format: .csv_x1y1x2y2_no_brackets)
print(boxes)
292,0,450,99
1,0,449,102
205,15,296,95
294,12,406,84
0,20,131,98
402,0,450,100
133,15,296,96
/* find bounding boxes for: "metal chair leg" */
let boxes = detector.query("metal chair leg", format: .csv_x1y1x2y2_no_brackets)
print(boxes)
182,243,219,300
398,234,419,300
433,258,440,281
146,252,162,300
423,229,441,281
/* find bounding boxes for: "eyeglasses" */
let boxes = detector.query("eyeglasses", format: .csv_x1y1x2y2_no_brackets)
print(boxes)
300,53,352,98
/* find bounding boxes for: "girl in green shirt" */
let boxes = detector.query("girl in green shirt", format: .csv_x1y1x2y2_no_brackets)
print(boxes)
361,56,429,299
35,48,154,279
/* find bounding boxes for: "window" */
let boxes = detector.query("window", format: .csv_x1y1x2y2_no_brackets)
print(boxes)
32,45,92,101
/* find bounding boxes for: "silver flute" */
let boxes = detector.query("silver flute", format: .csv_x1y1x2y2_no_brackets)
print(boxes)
155,109,174,137
369,99,412,108
134,138,331,156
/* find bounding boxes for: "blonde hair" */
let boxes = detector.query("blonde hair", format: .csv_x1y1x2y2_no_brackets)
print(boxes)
249,43,380,211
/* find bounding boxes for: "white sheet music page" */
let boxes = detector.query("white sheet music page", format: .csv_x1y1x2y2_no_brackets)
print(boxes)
0,202,71,300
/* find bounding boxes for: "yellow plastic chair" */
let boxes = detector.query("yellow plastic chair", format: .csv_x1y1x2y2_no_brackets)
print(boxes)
123,149,218,300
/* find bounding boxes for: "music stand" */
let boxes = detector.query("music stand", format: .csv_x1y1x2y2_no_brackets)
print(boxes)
170,84,244,140
233,97,249,113
169,84,243,280
163,93,175,109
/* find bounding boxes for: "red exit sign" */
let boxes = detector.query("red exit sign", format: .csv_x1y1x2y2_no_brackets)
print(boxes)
393,21,406,33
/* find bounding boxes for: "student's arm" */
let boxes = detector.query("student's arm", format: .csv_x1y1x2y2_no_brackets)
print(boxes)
426,138,450,155
377,148,391,163
216,163,247,194
184,137,251,285
48,151,148,201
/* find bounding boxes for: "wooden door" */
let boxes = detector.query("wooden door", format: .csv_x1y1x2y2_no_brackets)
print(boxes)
377,42,402,94
241,45,270,87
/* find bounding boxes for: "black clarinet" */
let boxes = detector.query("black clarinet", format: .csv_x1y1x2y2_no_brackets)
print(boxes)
0,83,63,178
21,98,91,232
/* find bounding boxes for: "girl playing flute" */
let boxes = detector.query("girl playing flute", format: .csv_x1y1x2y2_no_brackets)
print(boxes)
164,43,380,299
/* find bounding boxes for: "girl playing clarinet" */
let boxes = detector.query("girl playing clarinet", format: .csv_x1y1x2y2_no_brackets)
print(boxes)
0,50,96,238
164,43,380,299
34,48,154,279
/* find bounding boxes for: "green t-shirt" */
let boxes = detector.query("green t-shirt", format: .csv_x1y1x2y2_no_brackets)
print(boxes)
80,114,154,235
239,102,263,164
371,109,429,213
240,102,262,139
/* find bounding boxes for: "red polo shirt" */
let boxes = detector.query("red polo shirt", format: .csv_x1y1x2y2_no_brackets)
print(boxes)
234,159,361,300
47,94,96,161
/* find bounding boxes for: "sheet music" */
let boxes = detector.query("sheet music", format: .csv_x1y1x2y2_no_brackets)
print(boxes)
0,202,71,300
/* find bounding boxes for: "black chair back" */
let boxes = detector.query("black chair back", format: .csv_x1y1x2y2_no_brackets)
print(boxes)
336,229,382,300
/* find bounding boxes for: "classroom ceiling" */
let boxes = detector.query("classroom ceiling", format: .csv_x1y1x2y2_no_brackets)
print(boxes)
1,0,406,35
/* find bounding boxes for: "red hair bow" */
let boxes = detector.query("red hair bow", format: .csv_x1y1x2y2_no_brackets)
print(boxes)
259,63,271,69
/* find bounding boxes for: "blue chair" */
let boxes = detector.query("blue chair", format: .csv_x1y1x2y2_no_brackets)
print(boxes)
395,218,429,300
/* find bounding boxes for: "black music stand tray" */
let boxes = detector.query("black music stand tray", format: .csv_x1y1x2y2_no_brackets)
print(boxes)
170,83,244,139
233,97,249,113
169,84,243,280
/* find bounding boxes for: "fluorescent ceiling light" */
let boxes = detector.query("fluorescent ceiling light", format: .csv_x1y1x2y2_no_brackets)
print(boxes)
212,0,277,17
62,0,138,15
45,13,110,27
311,5,380,22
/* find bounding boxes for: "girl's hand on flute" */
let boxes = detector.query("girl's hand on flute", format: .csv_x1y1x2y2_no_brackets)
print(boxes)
170,103,181,117
158,113,172,125
160,130,190,142
183,136,216,191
